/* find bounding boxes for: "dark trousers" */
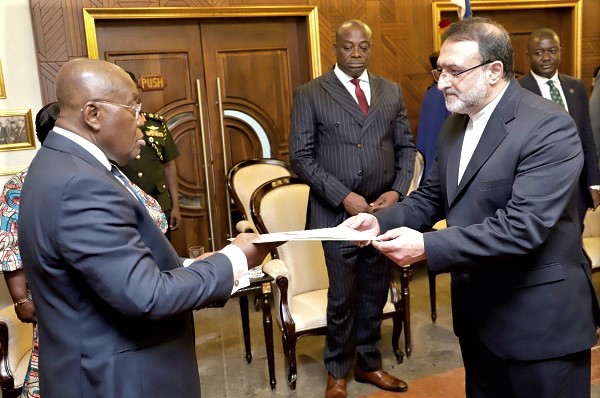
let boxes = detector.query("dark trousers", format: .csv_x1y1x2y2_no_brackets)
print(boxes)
460,333,591,398
322,241,392,378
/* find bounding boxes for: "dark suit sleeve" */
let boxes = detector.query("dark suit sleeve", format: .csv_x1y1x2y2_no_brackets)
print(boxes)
389,82,416,197
57,174,233,319
424,112,583,272
590,78,600,159
289,86,352,207
573,78,600,186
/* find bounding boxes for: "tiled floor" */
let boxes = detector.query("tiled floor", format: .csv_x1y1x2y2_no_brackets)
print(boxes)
194,265,600,397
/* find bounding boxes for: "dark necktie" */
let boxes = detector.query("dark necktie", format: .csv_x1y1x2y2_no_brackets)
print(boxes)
350,78,369,115
547,80,565,107
110,165,144,203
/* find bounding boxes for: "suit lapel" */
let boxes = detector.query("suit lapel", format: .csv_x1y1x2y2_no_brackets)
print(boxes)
446,115,468,205
558,74,577,111
361,73,381,133
449,80,520,207
320,70,366,125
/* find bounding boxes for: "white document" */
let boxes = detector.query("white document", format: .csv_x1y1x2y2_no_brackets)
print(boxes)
251,226,378,243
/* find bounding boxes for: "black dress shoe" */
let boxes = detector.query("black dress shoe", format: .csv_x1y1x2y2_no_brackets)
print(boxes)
354,367,408,392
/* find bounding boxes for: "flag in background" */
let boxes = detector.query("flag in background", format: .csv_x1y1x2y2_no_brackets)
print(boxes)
450,0,472,19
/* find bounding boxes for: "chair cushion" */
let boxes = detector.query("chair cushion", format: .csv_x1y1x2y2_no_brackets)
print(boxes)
291,289,329,332
382,301,397,315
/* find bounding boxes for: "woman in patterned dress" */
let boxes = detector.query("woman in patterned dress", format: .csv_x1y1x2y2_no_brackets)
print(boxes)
0,103,167,397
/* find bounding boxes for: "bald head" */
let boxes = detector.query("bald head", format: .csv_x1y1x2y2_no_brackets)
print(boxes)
56,58,133,113
53,58,144,166
336,20,372,41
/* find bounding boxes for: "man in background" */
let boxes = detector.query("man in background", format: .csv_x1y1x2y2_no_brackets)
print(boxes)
122,71,181,238
518,28,600,226
289,19,415,398
416,51,451,183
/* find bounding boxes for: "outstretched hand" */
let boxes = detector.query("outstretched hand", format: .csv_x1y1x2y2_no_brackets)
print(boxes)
230,233,282,270
340,213,380,247
372,227,427,266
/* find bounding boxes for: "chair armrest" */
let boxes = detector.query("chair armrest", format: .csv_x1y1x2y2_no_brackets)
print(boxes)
263,259,289,279
236,220,256,233
0,305,33,394
0,321,13,392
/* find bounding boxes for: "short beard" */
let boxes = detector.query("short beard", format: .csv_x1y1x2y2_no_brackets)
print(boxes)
444,71,488,114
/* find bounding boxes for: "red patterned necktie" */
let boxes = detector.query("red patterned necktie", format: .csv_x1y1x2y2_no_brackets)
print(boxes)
350,78,369,115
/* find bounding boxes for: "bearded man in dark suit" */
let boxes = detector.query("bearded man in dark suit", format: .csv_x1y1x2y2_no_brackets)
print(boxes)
345,17,600,398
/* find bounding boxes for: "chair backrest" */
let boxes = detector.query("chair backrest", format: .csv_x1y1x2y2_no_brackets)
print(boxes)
227,158,293,233
583,209,600,238
0,305,33,391
251,176,329,297
407,151,424,195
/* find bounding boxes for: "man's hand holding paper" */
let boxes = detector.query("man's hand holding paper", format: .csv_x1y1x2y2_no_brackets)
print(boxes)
342,213,427,265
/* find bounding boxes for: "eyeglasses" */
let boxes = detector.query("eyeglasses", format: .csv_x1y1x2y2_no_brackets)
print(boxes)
432,60,494,83
90,99,142,119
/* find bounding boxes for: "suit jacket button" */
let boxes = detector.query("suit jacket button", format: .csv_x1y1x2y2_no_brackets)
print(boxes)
358,171,363,176
335,122,340,127
357,144,363,149
138,172,143,178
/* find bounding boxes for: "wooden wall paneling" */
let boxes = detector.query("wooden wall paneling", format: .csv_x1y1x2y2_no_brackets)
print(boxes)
30,0,600,152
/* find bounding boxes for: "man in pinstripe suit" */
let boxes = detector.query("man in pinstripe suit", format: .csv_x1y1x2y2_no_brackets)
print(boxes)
289,19,416,398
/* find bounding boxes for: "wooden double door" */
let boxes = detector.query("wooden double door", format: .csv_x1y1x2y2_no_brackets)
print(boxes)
94,14,314,253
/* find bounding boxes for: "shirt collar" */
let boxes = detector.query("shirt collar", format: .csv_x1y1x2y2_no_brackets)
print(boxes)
334,64,369,84
470,82,510,124
52,126,112,170
530,70,560,86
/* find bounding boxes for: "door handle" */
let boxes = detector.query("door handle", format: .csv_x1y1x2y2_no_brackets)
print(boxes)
196,79,215,251
216,77,234,239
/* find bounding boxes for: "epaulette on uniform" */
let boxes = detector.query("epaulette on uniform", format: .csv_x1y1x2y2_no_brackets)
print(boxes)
143,112,165,122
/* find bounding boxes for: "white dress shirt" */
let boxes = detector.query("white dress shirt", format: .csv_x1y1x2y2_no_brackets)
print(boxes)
530,71,569,112
334,64,371,105
458,83,510,183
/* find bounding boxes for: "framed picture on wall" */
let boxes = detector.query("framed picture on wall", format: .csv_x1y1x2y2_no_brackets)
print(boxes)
0,59,5,99
0,109,36,151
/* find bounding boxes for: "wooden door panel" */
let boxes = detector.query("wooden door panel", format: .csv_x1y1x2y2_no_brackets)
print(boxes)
202,18,310,245
96,21,213,254
219,50,292,142
94,15,313,250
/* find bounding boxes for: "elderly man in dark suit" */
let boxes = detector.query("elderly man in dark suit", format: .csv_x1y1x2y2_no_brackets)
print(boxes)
518,28,600,227
344,17,600,397
18,58,273,398
289,19,415,398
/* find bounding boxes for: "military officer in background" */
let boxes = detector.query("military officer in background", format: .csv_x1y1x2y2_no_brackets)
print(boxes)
122,71,181,239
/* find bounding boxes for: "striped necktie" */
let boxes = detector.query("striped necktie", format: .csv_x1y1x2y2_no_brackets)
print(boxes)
547,80,565,107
